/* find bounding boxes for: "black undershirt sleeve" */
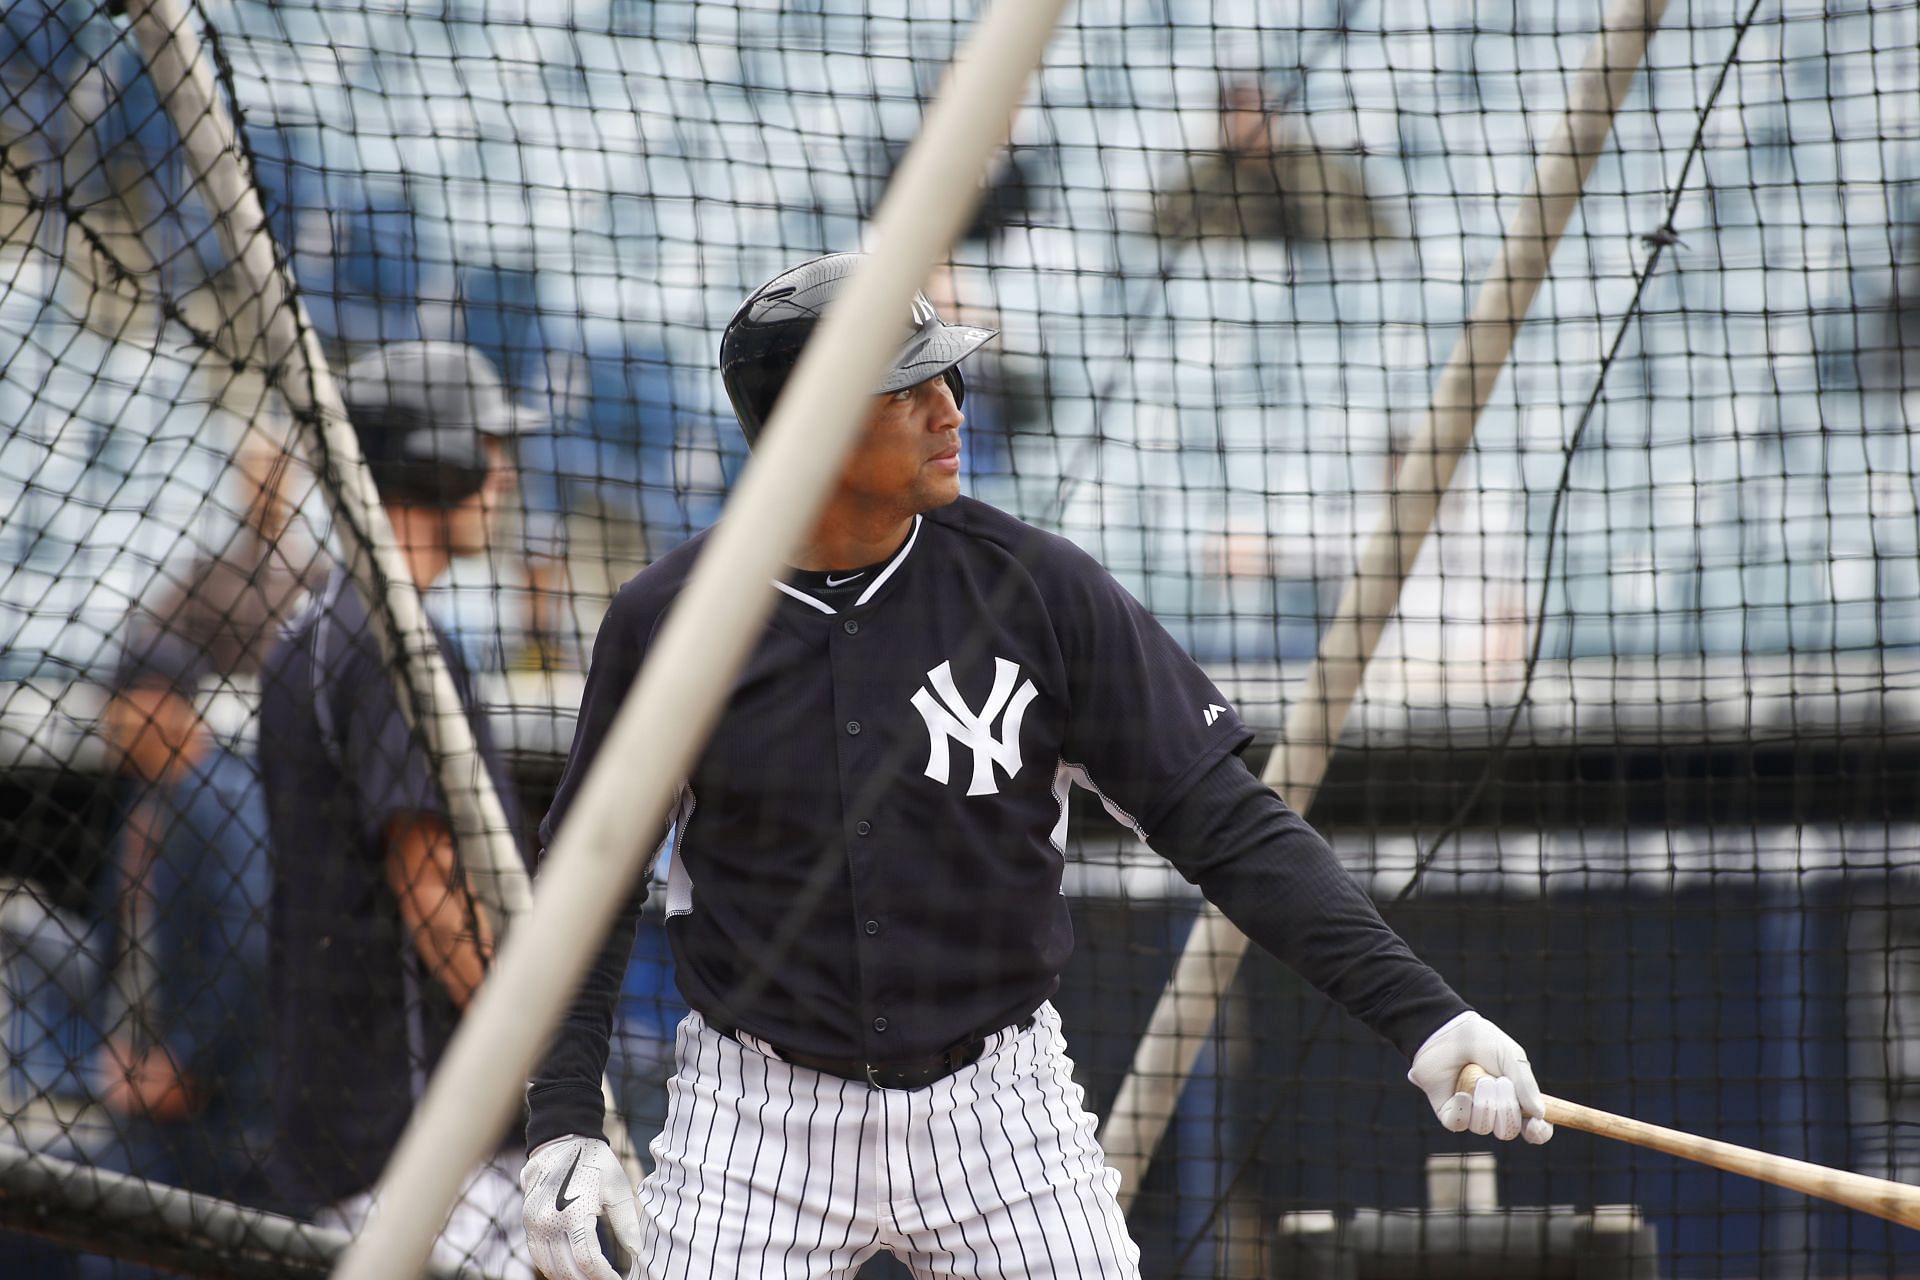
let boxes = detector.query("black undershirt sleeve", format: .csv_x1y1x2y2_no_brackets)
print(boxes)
524,589,658,1149
524,887,646,1148
1146,750,1470,1060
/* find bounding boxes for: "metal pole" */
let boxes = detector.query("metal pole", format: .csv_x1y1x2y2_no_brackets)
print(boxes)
332,0,1072,1274
0,1144,487,1280
1097,0,1672,1210
115,0,644,1179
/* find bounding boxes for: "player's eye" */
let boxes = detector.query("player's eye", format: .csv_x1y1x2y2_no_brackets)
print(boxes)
890,386,915,402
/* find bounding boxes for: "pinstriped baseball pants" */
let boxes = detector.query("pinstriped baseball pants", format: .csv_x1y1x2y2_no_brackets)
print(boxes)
634,1003,1142,1279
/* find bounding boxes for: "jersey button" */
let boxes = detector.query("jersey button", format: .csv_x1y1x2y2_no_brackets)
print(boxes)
855,820,872,836
864,919,880,935
846,720,861,735
872,1016,889,1033
843,619,860,636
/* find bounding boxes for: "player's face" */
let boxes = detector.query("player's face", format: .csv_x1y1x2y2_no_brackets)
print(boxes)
438,443,506,558
838,372,965,515
443,485,493,558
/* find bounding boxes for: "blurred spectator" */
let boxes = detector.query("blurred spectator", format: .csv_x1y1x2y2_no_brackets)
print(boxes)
138,422,328,682
0,413,303,1272
92,630,274,1207
1154,77,1398,244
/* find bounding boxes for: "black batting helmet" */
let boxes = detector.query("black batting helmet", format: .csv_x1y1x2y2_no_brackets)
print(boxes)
719,253,998,446
338,341,509,507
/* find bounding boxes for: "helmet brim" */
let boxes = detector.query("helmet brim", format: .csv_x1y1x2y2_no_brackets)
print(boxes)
878,322,999,394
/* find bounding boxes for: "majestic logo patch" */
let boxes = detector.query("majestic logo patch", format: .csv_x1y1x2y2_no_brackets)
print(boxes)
911,658,1038,796
1204,703,1227,726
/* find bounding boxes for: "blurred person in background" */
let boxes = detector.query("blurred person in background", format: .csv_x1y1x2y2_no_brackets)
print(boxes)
257,342,532,1276
138,417,328,683
342,339,557,673
92,630,274,1212
0,480,301,1273
1154,76,1398,244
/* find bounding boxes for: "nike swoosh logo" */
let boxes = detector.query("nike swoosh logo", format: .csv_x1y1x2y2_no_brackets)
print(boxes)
824,572,866,586
554,1149,585,1212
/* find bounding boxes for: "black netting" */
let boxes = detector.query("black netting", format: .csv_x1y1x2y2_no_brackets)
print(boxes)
3,0,1918,1276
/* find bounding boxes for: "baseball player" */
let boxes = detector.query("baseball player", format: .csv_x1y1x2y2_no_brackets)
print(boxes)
521,253,1551,1280
258,342,533,1275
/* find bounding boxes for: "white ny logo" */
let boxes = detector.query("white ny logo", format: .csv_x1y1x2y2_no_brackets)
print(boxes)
909,292,937,327
910,658,1039,796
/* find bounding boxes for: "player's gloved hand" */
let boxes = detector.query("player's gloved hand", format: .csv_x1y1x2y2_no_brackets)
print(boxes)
521,1135,642,1280
1407,1011,1553,1145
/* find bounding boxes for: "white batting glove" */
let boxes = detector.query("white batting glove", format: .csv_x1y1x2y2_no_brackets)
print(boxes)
521,1136,643,1280
1407,1011,1553,1145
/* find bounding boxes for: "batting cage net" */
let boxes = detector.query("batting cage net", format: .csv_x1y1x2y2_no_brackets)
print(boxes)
3,0,1918,1276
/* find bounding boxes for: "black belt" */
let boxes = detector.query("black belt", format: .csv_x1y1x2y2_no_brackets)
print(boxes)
709,1017,1035,1091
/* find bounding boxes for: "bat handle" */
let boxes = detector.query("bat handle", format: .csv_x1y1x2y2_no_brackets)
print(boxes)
1454,1062,1568,1130
1451,1066,1543,1128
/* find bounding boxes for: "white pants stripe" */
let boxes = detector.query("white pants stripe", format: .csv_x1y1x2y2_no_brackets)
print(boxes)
636,1003,1141,1279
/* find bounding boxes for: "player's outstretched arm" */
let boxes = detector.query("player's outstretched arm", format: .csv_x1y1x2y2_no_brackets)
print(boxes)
1042,541,1551,1141
526,582,661,1151
521,1135,642,1280
1143,751,1549,1142
522,579,669,1280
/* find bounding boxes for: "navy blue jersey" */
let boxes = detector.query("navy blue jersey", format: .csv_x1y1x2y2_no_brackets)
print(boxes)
259,572,524,1208
527,497,1267,1140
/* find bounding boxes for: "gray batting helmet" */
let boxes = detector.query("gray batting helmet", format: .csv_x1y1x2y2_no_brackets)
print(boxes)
338,341,515,506
719,253,997,446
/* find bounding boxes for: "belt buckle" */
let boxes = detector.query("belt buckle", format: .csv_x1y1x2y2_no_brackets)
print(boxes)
865,1063,885,1089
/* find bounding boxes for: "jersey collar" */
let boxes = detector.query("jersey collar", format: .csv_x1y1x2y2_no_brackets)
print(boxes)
772,514,923,616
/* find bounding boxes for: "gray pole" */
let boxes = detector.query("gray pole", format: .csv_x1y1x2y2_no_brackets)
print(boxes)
0,1144,489,1280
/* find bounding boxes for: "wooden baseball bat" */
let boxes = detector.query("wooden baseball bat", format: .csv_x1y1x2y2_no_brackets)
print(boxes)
1456,1065,1920,1230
